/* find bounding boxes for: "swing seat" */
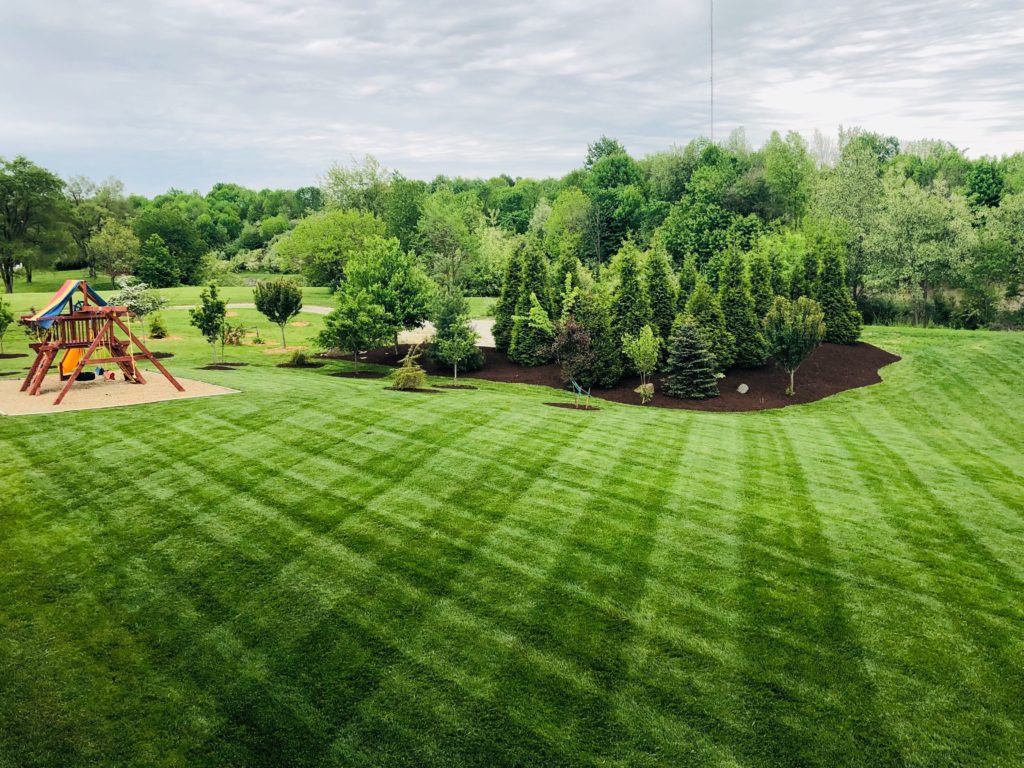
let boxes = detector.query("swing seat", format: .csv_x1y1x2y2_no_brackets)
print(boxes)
76,371,96,382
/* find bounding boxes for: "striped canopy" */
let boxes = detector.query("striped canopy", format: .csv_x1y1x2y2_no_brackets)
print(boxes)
24,280,107,329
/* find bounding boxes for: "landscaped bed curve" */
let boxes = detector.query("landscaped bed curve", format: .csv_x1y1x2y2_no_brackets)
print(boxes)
361,342,901,412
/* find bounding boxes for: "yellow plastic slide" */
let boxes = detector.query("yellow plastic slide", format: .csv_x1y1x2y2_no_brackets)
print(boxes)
60,348,83,377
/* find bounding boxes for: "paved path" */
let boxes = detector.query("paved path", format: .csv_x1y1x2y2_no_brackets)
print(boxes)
169,303,495,346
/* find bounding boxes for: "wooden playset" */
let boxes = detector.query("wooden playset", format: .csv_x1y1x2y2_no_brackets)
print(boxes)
19,279,183,405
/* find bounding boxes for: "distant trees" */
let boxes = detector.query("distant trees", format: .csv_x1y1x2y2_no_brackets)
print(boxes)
89,220,139,287
135,235,178,288
0,297,14,353
134,206,205,285
274,209,384,289
0,157,68,293
254,278,304,348
763,296,826,395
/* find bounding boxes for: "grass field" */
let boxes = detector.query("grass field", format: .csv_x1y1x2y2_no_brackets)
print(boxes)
1,304,1023,765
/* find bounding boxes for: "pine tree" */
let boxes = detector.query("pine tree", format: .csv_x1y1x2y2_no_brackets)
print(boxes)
509,293,555,366
676,253,699,313
662,317,720,400
492,247,523,352
573,290,622,388
645,243,678,342
611,241,651,341
718,249,768,368
684,277,735,371
748,250,774,319
814,250,862,344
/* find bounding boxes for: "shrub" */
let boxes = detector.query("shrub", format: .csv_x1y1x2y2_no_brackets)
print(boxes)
288,349,310,366
147,314,168,339
509,293,555,366
391,344,427,390
763,296,825,395
662,318,720,400
952,287,999,329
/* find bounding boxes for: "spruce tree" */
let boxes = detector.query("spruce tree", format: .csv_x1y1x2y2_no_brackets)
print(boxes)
611,241,651,341
748,250,775,319
814,250,862,344
645,243,678,342
684,277,735,371
573,290,622,388
718,249,768,368
676,254,699,313
492,247,523,352
662,317,720,400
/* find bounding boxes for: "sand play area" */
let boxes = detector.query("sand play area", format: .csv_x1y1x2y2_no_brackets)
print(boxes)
0,370,238,416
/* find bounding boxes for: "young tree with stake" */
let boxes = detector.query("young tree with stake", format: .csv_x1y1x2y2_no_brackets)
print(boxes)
254,278,304,348
622,324,661,404
189,284,227,364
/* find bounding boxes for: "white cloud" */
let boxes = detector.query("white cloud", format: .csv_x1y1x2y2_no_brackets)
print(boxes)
0,0,1022,194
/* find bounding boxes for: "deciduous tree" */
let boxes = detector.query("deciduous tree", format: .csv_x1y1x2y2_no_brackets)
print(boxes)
763,296,826,395
254,278,304,348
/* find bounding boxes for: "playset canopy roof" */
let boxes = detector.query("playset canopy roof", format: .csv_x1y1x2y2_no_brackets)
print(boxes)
25,279,107,329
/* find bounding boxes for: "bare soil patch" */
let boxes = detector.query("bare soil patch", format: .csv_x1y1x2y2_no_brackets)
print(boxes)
330,370,387,379
290,320,310,327
545,402,600,411
150,351,174,360
363,343,901,412
263,346,306,355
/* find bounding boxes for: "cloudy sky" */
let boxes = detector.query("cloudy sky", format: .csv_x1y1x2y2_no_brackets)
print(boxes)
2,0,1022,195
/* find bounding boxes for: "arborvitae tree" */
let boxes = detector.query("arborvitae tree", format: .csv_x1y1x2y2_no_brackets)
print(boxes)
611,241,651,341
790,250,821,299
516,239,552,318
550,248,583,309
573,290,622,388
748,250,775,319
492,247,523,351
763,296,826,395
662,317,720,400
509,292,555,366
768,249,787,296
645,243,678,342
430,286,483,371
685,278,735,371
676,253,699,312
814,250,862,344
718,250,768,368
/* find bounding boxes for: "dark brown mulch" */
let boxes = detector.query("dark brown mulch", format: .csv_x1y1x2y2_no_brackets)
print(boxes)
197,364,242,371
545,402,600,411
0,370,21,377
0,353,27,360
277,362,325,369
220,362,248,367
331,370,388,379
436,384,478,390
383,387,443,394
363,343,901,412
150,351,174,360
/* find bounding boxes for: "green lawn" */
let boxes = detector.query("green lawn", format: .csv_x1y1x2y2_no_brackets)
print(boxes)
1,325,1022,767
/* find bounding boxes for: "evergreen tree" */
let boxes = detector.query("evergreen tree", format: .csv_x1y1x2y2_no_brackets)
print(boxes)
685,277,735,371
718,250,768,368
748,250,774,319
492,247,523,352
135,234,179,288
430,286,483,371
814,250,862,344
790,250,820,299
611,241,651,341
768,248,787,296
573,290,622,388
550,248,582,310
516,239,552,318
509,292,555,366
662,317,720,400
645,243,677,342
676,253,699,313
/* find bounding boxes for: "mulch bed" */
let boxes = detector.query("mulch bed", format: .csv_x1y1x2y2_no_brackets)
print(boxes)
277,362,325,369
150,352,174,360
383,387,443,394
436,384,478,390
0,353,27,360
331,370,388,379
545,402,600,411
198,364,248,371
0,371,21,377
363,343,901,412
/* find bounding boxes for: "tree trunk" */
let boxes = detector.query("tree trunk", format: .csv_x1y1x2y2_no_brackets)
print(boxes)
210,342,217,364
280,323,287,349
787,369,795,396
453,363,458,385
25,264,32,284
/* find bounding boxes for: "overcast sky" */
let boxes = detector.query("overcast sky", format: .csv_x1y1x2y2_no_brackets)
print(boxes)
2,0,1022,196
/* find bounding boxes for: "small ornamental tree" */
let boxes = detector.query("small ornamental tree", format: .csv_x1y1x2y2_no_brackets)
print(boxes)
763,296,826,395
645,243,678,342
253,277,304,348
550,316,593,386
493,248,523,352
622,324,661,404
317,286,392,369
431,288,481,382
135,234,179,288
573,290,622,388
662,317,720,400
391,343,428,390
748,250,775,319
611,241,652,341
189,284,227,363
0,297,15,354
814,250,862,344
685,278,735,371
718,249,768,368
110,276,167,340
509,292,555,366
